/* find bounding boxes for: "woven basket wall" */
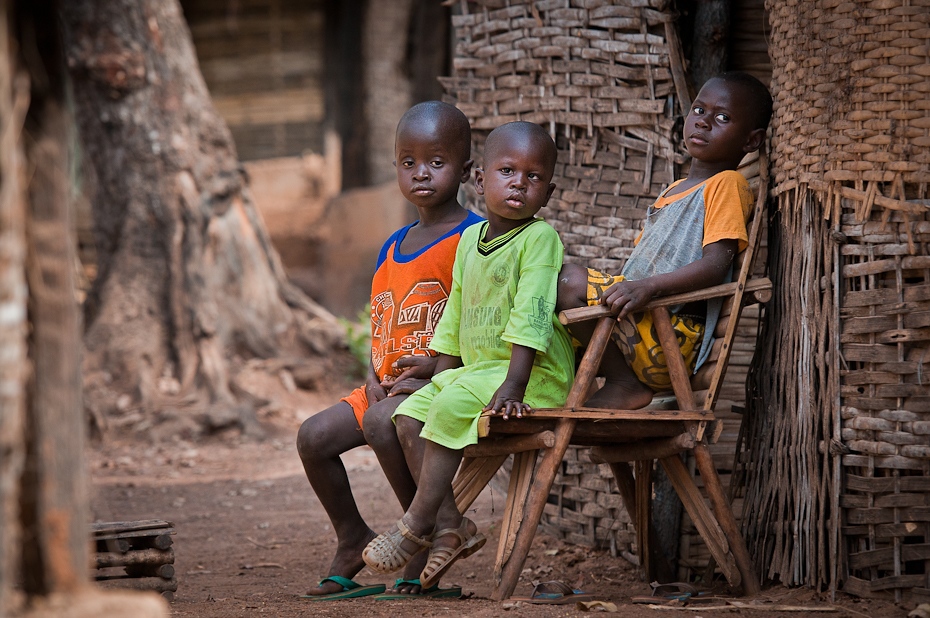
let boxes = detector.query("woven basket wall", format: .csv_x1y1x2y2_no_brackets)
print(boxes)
442,0,766,580
761,0,930,602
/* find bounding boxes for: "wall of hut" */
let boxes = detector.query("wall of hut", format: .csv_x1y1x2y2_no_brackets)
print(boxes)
741,0,930,603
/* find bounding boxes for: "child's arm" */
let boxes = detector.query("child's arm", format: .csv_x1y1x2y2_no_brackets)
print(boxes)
602,239,739,319
433,352,464,375
483,343,537,420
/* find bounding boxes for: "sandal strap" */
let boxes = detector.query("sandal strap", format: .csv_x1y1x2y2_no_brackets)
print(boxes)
397,517,432,549
533,580,574,597
430,516,472,545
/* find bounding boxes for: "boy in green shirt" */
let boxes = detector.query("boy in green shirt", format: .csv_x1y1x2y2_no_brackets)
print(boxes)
362,121,574,588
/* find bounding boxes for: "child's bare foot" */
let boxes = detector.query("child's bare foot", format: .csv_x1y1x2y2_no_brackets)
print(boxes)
584,378,654,410
303,528,378,596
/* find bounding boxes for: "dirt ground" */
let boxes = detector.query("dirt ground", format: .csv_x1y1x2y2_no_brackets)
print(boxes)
86,376,909,618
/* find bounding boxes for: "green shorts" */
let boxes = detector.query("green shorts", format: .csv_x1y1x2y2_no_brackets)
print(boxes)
393,375,485,450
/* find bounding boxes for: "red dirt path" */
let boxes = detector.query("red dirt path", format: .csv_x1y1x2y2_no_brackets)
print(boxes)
86,383,905,618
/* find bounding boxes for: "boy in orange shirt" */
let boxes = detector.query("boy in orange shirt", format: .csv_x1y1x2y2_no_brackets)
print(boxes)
557,72,772,409
297,101,481,600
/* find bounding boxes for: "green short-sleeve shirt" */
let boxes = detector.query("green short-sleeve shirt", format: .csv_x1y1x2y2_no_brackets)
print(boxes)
429,218,575,409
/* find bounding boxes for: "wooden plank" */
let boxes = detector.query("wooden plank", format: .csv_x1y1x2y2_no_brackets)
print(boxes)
95,547,174,569
590,433,695,463
96,576,178,593
528,408,713,421
464,432,554,457
496,450,538,570
635,460,653,579
453,455,508,512
559,277,772,324
90,520,174,536
848,544,930,571
692,444,759,594
651,306,698,412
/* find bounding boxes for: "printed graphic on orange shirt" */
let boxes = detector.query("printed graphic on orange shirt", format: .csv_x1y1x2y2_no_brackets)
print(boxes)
371,281,448,374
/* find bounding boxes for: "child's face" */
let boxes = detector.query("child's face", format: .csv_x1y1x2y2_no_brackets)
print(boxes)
475,137,555,227
684,78,760,167
394,125,471,210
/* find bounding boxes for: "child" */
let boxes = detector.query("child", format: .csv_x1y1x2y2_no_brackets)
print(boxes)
296,101,483,599
362,121,575,588
556,71,772,409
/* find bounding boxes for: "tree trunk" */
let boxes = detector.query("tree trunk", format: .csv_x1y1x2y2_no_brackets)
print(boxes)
324,0,368,190
20,12,88,595
0,0,29,609
691,0,730,91
60,0,338,434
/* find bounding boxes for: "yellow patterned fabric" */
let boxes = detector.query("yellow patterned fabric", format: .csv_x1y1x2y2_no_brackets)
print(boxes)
585,268,704,392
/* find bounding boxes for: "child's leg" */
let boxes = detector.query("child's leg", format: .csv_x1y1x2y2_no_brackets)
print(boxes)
557,263,653,409
363,402,431,593
362,437,463,566
364,381,485,578
362,396,418,508
296,401,373,595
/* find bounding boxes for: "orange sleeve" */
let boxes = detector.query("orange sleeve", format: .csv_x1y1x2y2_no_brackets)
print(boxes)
701,170,753,252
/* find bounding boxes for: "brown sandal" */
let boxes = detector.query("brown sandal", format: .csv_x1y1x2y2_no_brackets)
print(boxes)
420,517,486,588
362,516,432,574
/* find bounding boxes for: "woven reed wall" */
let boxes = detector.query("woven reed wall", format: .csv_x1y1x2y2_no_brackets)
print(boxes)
442,0,766,580
742,0,930,602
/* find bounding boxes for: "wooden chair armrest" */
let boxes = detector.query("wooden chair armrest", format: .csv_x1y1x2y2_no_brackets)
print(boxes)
559,277,772,325
530,407,713,421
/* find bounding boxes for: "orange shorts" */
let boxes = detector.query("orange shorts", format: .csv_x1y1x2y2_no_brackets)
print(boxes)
341,386,369,428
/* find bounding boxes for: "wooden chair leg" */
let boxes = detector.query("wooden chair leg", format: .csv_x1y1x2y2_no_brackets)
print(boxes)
490,317,613,600
607,461,636,520
659,453,741,587
491,418,577,601
692,444,761,595
634,460,653,580
493,449,538,580
453,455,508,513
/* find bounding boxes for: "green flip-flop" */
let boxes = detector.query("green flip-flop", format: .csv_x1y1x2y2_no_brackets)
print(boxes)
373,578,462,600
299,575,387,600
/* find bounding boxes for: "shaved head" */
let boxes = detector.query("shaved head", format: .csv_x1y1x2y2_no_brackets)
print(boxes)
484,121,557,174
396,101,472,163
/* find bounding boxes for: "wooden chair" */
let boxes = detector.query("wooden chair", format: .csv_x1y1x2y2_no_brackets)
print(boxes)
452,154,772,600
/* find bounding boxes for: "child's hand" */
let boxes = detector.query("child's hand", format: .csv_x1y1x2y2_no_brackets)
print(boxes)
385,377,431,396
601,278,657,320
388,355,437,382
483,381,531,420
381,355,437,397
365,374,388,404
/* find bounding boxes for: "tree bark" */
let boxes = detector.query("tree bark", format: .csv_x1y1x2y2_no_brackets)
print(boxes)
0,0,29,610
60,0,338,434
324,0,368,190
691,0,730,91
5,0,90,597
